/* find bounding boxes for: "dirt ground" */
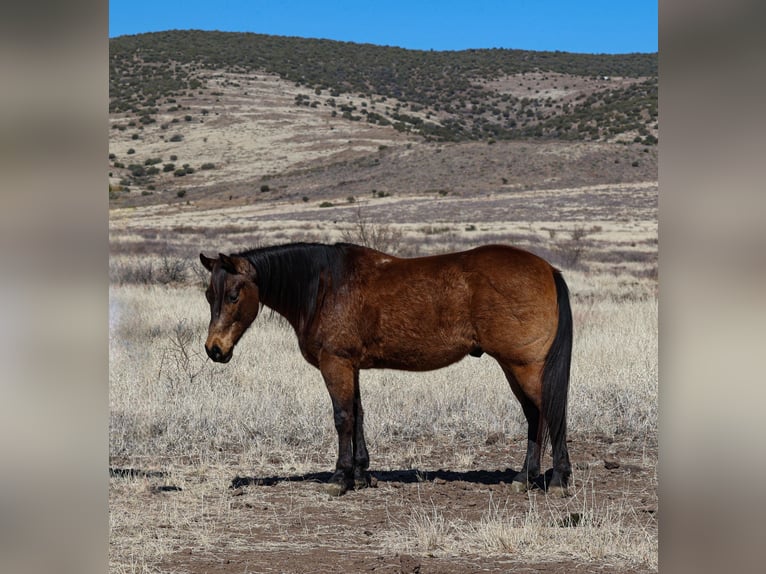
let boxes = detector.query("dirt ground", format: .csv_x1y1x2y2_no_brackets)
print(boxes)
111,433,656,573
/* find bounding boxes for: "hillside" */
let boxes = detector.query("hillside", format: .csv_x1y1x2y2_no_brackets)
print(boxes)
110,30,657,144
109,31,657,205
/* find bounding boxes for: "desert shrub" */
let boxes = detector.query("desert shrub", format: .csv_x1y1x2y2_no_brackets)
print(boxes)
200,162,216,170
341,207,403,254
110,255,192,286
163,163,175,172
174,169,187,177
128,164,146,177
554,225,592,269
319,201,334,208
260,184,270,193
127,148,135,154
169,134,184,142
177,189,187,198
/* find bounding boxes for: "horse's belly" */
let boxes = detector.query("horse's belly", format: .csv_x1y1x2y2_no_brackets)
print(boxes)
362,336,473,371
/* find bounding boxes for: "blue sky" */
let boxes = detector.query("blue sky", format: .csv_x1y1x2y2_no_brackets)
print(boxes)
109,1,657,54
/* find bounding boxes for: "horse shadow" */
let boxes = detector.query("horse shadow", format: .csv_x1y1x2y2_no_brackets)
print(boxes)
230,467,556,491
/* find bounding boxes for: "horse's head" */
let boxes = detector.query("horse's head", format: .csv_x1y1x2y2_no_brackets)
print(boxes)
199,253,260,363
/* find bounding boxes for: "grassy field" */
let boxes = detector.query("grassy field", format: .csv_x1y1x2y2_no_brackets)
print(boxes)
109,263,657,572
109,117,657,570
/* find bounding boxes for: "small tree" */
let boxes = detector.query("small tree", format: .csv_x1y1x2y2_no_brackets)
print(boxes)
341,207,403,254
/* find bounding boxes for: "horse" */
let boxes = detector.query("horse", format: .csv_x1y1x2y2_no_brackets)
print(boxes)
200,242,572,496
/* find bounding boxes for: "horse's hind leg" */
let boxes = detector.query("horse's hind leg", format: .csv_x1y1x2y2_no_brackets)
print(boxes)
548,418,571,495
352,369,371,489
501,364,543,493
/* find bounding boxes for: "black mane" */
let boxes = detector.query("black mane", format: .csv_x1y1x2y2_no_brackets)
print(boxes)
237,242,353,328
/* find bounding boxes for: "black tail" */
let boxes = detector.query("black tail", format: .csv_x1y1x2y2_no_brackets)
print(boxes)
539,270,573,455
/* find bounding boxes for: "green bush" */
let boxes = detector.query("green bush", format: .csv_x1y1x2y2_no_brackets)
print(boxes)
319,201,334,208
174,169,187,177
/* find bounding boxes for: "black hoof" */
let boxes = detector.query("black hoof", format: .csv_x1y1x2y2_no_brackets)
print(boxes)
354,470,373,490
324,471,353,497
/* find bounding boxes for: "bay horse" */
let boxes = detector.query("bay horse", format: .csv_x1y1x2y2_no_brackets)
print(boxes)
200,242,572,496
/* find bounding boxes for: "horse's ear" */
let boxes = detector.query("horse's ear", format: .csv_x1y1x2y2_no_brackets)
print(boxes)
199,253,216,272
218,253,237,274
218,253,256,279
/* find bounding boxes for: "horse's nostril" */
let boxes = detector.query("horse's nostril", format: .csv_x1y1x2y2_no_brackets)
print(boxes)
206,344,222,360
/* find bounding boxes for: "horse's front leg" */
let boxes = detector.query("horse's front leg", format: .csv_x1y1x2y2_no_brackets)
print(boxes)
319,354,357,496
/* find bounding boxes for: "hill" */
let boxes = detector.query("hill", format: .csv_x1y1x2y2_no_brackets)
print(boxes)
110,30,656,144
109,31,657,205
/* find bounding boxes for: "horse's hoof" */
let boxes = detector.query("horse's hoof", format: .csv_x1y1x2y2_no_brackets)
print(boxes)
354,471,375,490
323,481,349,497
509,481,529,493
546,485,569,498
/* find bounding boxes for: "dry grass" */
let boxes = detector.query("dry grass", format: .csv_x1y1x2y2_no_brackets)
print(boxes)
109,269,657,572
387,484,657,570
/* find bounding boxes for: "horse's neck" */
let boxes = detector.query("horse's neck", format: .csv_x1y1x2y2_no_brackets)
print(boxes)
256,260,314,333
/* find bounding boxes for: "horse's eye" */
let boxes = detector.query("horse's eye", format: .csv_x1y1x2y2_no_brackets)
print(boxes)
226,291,239,304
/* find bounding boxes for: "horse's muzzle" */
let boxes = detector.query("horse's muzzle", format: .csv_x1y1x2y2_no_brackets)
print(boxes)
206,343,232,363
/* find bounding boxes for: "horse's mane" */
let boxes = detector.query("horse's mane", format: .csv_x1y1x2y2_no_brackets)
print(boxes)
237,242,353,328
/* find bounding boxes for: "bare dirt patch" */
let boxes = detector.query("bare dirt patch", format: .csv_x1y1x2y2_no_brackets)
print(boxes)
109,434,656,573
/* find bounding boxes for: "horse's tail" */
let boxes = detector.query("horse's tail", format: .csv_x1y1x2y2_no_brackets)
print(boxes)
539,270,573,455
